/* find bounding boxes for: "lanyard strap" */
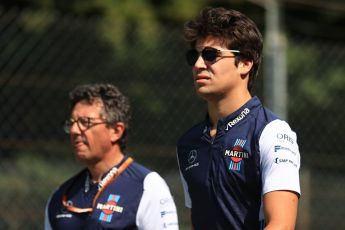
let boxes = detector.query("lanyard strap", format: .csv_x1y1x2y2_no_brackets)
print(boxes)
92,157,133,207
62,157,133,213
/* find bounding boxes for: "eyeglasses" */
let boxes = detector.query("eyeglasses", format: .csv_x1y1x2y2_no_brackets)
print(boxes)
186,47,240,66
63,116,108,134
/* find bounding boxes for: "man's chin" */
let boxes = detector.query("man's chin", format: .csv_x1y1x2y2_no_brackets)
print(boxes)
75,152,89,162
196,89,218,101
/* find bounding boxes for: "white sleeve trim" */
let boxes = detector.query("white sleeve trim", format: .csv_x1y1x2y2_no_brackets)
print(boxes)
136,172,179,230
176,150,191,208
259,119,301,195
44,195,53,230
179,170,191,208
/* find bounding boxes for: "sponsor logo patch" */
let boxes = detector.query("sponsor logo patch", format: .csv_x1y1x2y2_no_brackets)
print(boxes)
274,157,298,167
97,194,123,222
185,149,199,171
188,150,197,164
225,108,250,130
276,133,294,145
56,213,72,219
224,139,249,171
274,145,297,155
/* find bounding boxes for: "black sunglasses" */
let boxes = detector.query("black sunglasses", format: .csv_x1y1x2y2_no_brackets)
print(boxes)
186,47,240,66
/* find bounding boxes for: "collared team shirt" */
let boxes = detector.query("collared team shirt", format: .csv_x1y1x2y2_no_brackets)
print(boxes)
44,158,179,230
176,96,301,230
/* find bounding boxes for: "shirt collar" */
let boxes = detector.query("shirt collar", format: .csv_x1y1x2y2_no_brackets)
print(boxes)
203,96,261,133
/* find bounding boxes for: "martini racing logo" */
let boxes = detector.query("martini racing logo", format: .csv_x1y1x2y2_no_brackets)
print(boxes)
97,194,123,222
224,139,249,171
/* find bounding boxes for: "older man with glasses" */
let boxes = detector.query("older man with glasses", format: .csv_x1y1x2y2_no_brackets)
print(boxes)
45,83,178,230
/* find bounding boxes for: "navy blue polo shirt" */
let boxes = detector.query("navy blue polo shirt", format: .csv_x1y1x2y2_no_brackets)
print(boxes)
177,96,300,230
45,157,179,230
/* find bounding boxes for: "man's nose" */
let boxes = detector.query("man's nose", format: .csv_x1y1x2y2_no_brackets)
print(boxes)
194,55,207,68
69,121,81,134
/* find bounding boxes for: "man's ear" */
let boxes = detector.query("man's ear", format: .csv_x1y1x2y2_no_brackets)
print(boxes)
109,122,125,143
238,59,253,77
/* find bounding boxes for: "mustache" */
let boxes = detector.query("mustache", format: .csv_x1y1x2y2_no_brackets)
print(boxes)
72,135,87,144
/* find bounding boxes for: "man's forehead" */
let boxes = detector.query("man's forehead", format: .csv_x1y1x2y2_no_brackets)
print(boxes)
195,36,228,49
72,98,104,112
77,98,103,106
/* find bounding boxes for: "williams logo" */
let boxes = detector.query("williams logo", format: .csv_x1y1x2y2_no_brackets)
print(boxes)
224,139,249,171
97,194,123,222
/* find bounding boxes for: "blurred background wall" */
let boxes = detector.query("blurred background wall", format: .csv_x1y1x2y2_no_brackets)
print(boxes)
0,0,344,229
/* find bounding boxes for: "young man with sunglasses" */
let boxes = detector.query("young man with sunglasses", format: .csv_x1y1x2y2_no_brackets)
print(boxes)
45,83,178,230
176,7,301,230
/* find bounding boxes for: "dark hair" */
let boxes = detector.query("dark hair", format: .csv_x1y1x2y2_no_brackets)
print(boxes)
69,83,131,150
184,7,263,92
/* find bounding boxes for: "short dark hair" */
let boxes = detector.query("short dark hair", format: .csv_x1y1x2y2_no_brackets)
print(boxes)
69,83,131,150
184,7,263,92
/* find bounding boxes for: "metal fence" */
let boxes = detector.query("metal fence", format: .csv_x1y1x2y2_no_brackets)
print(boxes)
0,8,344,230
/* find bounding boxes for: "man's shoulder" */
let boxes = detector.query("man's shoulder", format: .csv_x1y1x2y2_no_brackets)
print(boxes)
259,106,279,121
121,163,170,191
55,169,87,192
142,172,169,191
48,168,87,207
122,161,152,183
177,121,205,145
245,96,279,123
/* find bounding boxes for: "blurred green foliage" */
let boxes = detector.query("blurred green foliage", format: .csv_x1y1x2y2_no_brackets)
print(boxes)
0,1,344,229
1,0,344,156
1,0,344,155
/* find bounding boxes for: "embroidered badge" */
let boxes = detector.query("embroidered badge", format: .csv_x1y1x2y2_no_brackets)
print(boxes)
97,194,123,222
224,139,249,171
185,149,199,171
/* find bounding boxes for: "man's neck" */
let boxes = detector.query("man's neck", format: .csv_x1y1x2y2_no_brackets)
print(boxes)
207,90,252,129
87,150,124,183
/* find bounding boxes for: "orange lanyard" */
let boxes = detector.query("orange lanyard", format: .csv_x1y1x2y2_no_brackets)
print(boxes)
62,157,133,213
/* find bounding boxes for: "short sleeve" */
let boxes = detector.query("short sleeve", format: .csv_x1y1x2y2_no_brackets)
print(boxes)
259,120,301,195
136,172,179,230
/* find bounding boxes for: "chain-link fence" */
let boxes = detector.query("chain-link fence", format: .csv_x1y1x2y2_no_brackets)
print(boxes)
0,7,344,230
